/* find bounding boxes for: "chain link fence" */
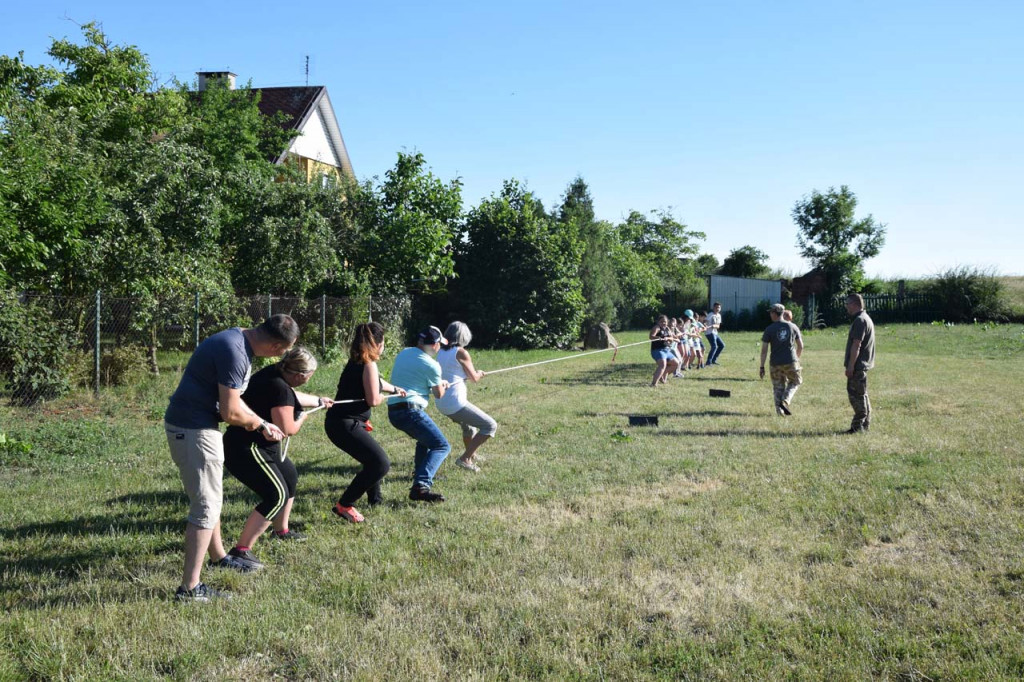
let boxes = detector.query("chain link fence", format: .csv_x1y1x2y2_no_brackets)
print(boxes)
0,291,410,407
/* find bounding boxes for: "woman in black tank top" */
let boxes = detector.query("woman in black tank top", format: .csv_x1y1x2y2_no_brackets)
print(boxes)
324,323,406,522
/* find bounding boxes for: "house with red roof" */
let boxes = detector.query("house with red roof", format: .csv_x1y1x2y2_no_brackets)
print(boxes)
197,71,353,184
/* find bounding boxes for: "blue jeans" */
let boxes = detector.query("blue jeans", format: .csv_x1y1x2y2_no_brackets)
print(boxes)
707,333,725,364
388,407,450,489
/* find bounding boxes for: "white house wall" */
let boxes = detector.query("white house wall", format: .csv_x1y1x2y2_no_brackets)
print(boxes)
288,107,340,167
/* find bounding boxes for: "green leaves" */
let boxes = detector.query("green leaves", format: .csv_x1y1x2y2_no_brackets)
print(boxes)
352,152,462,294
458,180,584,348
792,185,886,302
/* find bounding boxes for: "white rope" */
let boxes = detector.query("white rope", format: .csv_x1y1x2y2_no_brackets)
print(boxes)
281,403,327,459
482,339,651,375
281,339,650,455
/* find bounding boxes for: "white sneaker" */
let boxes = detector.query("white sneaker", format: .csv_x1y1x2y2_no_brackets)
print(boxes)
455,458,480,473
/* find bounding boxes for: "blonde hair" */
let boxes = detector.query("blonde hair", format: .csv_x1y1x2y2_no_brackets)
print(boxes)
279,346,318,375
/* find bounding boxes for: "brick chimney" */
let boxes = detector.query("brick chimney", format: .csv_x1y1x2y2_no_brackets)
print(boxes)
196,71,237,91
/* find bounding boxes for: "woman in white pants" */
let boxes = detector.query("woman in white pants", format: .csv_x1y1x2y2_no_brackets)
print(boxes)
436,321,497,473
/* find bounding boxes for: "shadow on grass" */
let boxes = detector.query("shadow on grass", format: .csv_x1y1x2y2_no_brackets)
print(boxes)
580,410,747,418
652,428,840,438
541,364,647,387
0,508,185,542
679,375,759,383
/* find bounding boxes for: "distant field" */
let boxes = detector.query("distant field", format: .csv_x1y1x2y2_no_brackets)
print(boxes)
2,324,1024,679
1001,276,1024,314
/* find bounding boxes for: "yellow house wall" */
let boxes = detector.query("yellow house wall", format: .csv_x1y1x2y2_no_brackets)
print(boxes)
277,154,349,185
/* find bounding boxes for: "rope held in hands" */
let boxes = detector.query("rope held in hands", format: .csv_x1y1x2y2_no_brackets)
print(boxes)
279,338,652,458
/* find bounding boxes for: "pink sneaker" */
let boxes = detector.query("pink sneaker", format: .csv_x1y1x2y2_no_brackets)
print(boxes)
332,503,365,523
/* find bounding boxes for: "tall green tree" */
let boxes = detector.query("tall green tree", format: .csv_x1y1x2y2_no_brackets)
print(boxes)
179,76,295,174
221,167,354,297
352,152,462,293
692,253,720,278
0,99,107,289
458,180,584,348
792,185,886,300
615,209,705,324
719,245,771,279
556,177,621,330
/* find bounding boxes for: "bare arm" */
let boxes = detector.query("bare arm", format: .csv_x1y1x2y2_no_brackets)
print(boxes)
219,384,284,441
271,404,305,437
759,342,768,379
432,380,450,399
457,348,485,382
293,390,333,409
795,335,804,359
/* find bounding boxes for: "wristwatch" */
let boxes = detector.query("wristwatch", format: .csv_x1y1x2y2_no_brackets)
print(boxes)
257,421,268,433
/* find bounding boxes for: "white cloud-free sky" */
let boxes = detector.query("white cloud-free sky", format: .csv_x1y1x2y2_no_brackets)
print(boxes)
4,0,1021,277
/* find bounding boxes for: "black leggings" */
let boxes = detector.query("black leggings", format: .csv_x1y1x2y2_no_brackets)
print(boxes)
324,416,391,506
224,437,298,520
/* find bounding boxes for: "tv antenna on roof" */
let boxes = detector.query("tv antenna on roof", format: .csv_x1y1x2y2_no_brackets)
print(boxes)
305,55,309,86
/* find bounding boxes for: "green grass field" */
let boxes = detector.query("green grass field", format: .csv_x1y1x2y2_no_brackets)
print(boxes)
2,323,1024,679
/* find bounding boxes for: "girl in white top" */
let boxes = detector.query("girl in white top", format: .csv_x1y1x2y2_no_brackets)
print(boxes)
436,321,497,473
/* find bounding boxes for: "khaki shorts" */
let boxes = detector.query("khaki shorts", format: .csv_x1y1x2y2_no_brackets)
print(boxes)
165,422,224,529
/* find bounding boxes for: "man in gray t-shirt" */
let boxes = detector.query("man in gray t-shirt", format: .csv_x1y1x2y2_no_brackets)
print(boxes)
165,315,298,602
844,293,875,433
759,304,803,415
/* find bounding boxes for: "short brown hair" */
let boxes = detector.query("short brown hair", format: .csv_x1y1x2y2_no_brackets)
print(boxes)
258,314,300,345
847,293,864,308
349,322,385,365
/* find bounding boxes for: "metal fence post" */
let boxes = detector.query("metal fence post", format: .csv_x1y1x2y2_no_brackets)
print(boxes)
368,295,373,323
321,294,327,355
194,291,200,349
94,290,101,397
267,294,272,320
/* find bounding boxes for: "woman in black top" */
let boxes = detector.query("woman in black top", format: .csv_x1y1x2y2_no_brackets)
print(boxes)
223,347,334,565
324,322,406,523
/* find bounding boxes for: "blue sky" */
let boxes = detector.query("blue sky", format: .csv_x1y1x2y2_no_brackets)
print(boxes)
3,1,1022,277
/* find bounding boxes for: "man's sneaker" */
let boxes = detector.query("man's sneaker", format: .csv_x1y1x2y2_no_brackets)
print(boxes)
779,402,792,416
776,406,786,416
270,529,307,541
332,503,365,523
409,485,446,503
175,582,232,602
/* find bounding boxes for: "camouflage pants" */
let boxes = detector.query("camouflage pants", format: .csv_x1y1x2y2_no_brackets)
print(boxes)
847,370,871,430
770,363,802,407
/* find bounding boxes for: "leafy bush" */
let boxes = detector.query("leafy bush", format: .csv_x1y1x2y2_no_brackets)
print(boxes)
0,432,33,458
786,304,805,329
721,299,774,332
926,267,1007,323
0,290,76,406
100,345,149,386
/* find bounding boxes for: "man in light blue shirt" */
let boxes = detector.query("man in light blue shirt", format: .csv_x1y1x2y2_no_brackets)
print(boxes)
387,326,451,502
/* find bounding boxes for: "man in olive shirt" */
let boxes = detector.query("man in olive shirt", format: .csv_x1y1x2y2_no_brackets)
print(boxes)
844,293,875,433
